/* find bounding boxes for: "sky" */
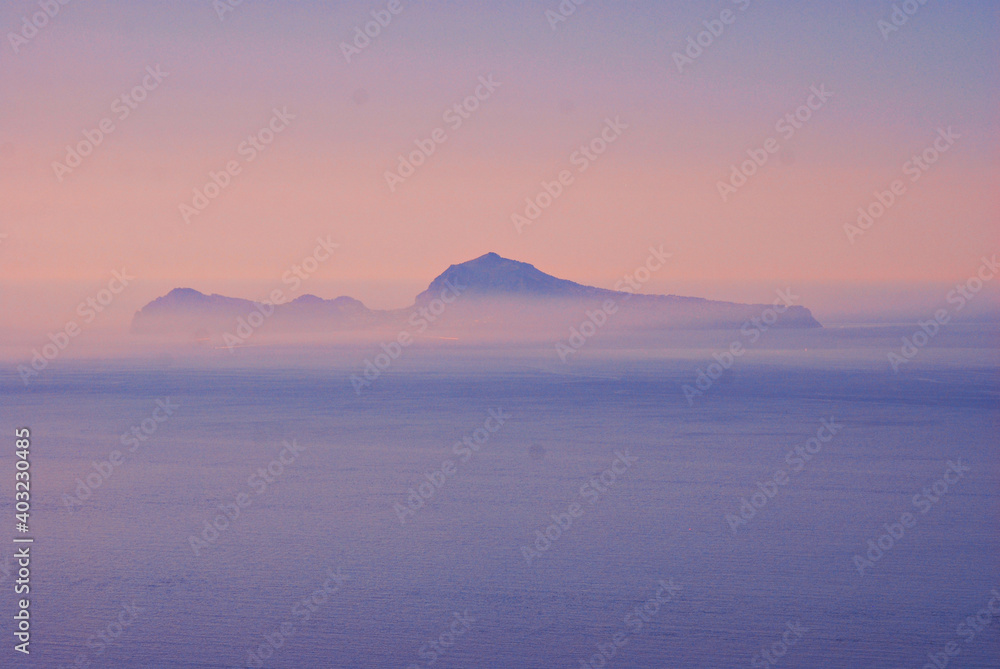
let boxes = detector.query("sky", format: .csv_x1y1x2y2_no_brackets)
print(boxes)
0,0,997,342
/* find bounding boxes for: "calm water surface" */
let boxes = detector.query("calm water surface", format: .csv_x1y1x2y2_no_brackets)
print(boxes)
1,341,998,668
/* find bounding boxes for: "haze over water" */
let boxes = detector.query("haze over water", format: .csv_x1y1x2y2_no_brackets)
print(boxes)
1,324,997,668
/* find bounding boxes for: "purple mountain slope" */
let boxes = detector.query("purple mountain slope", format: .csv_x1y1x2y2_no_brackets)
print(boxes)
131,252,821,336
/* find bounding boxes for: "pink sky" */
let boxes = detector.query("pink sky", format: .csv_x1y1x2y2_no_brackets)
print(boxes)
0,0,997,341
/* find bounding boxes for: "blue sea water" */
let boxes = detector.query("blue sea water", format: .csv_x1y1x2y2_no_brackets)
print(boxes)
1,329,998,668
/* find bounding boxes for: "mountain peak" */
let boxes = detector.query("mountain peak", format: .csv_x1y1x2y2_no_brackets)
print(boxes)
414,252,608,303
165,287,207,300
458,252,525,271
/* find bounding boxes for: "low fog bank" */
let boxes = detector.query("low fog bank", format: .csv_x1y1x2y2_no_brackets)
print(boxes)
668,280,1000,326
2,323,997,388
1,280,996,373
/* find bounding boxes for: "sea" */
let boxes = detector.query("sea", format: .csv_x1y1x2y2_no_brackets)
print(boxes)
1,324,997,668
